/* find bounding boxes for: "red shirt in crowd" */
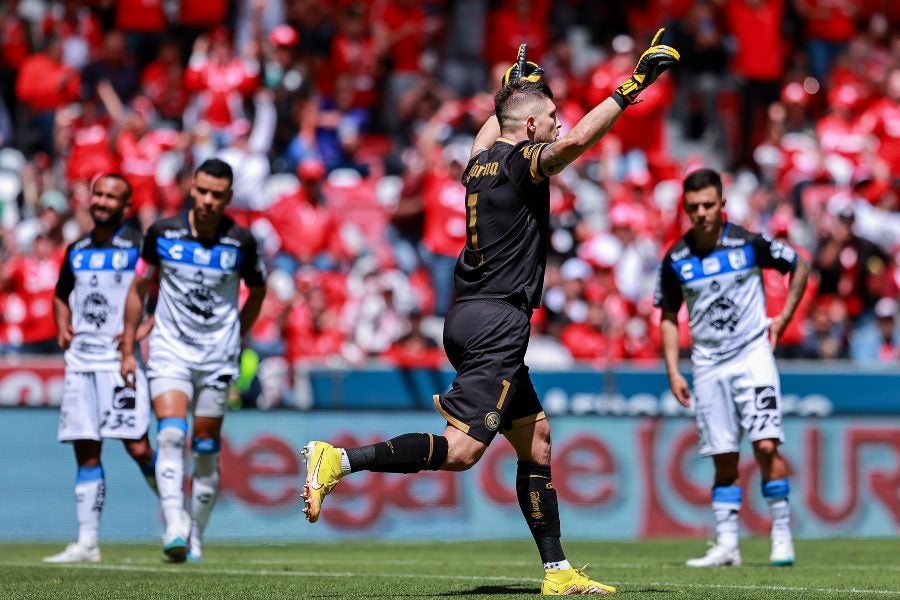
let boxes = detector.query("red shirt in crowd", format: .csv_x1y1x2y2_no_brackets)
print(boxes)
15,53,80,112
115,0,166,33
484,0,551,67
116,127,179,212
266,187,343,264
3,248,65,345
798,0,857,42
371,0,427,74
67,119,118,184
180,0,228,28
859,97,900,173
421,166,467,258
725,0,785,81
185,55,260,128
0,13,31,69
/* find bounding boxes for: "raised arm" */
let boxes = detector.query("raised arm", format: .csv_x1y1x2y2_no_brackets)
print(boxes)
540,28,679,177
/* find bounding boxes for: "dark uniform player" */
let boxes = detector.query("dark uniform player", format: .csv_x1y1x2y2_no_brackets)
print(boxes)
300,33,679,596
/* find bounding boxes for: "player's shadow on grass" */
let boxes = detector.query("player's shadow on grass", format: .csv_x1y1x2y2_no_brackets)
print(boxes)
445,584,537,595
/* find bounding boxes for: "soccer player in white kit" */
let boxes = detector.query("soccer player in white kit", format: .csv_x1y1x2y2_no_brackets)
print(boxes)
44,174,158,563
655,168,810,567
121,159,266,562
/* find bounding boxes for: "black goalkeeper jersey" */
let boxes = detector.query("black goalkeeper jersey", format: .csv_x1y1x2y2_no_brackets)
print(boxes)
454,137,551,309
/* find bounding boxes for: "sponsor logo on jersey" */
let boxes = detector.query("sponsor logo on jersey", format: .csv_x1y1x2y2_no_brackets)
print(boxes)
193,247,212,265
163,228,188,239
111,237,133,248
704,296,739,332
720,236,745,247
671,246,690,261
679,262,695,280
81,292,111,328
701,256,721,275
89,252,105,269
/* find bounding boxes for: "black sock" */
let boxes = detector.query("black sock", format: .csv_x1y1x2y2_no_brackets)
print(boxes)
346,433,448,473
516,461,565,564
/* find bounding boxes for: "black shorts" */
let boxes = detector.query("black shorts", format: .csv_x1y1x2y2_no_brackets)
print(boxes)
434,298,545,444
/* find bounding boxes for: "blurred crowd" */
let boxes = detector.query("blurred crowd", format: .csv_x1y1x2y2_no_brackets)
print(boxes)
1,0,899,399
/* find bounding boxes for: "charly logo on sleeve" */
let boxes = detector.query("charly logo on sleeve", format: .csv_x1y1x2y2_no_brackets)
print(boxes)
81,292,111,328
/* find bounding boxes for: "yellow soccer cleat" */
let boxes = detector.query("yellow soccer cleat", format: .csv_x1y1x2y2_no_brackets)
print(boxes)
541,566,616,596
300,440,344,523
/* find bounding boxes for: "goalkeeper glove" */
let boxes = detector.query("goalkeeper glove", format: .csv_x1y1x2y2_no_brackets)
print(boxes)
502,42,545,86
613,28,680,108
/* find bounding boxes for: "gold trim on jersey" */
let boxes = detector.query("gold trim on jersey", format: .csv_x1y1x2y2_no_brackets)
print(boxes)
497,379,511,410
497,137,516,145
433,394,471,434
510,411,547,429
527,142,548,183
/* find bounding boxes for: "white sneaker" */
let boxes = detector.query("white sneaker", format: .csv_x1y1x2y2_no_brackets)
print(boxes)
686,543,742,567
43,543,101,563
770,536,795,566
187,521,202,562
162,509,191,563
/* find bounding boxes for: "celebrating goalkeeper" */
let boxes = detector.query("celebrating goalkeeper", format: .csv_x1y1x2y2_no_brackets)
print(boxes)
300,33,678,596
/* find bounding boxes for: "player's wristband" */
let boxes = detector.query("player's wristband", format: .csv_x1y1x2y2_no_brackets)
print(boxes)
611,91,629,110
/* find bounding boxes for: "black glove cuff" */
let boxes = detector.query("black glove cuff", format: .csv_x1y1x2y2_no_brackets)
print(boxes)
611,91,629,110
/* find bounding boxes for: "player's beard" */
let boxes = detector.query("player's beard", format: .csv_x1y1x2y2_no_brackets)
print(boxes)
90,207,124,230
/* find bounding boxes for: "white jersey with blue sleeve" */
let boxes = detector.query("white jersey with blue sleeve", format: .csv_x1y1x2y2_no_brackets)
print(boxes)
55,226,142,371
654,223,797,371
140,212,266,367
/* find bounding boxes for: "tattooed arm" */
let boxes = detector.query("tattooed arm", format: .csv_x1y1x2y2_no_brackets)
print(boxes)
538,97,624,177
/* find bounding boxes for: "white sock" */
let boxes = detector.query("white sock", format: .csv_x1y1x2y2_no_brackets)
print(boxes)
767,497,791,540
543,559,571,571
75,466,105,549
190,450,220,554
156,423,187,531
712,502,740,549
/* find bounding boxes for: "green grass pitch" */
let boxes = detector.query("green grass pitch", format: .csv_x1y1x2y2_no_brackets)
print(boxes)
2,538,898,599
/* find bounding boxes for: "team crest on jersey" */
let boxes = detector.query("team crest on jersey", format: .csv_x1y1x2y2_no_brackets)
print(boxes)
111,250,129,271
484,411,501,432
728,249,747,270
184,287,217,320
704,297,739,332
81,292,111,328
220,249,237,270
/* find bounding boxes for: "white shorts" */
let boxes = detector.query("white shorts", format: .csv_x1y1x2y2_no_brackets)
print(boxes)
147,351,236,419
58,369,151,441
692,340,784,457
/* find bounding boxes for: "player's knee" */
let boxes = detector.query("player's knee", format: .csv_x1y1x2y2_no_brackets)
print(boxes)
444,445,485,471
123,437,154,462
157,417,188,449
192,437,220,477
753,439,778,460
